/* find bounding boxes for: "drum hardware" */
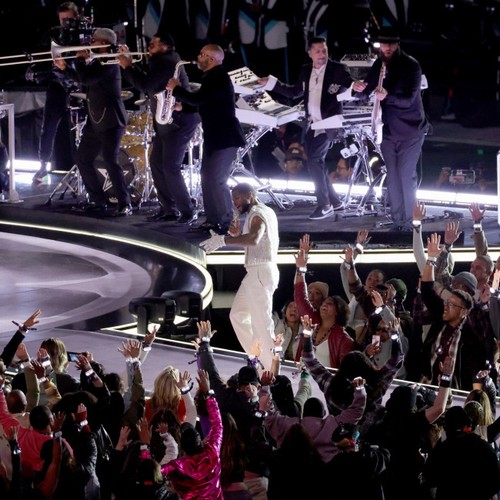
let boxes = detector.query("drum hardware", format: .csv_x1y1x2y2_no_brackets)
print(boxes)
126,103,155,206
44,113,87,206
230,125,293,211
121,90,134,101
339,126,387,218
182,124,204,221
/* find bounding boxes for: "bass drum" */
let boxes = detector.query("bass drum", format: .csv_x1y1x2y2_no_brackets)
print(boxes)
94,149,136,204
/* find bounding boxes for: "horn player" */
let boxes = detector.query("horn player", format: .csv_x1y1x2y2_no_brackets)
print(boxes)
60,26,133,216
118,32,201,224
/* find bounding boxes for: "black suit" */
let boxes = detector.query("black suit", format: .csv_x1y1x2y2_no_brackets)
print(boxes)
122,51,201,217
74,58,131,208
173,64,245,228
271,60,354,208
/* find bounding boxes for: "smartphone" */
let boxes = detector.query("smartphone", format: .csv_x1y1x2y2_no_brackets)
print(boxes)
67,351,80,362
372,335,381,347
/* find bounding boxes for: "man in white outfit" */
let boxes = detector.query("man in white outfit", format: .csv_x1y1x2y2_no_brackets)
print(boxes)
200,182,280,370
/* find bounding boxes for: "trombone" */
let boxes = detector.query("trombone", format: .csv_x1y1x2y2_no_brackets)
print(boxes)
0,41,145,67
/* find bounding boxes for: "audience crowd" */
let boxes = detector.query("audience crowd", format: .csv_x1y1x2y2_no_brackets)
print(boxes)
1,202,500,499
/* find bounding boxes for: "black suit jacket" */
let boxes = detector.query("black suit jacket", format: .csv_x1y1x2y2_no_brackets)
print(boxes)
272,59,354,139
172,64,245,154
75,59,128,132
122,51,200,130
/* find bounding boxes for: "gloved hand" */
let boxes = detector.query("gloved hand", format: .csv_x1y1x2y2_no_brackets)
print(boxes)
200,230,226,254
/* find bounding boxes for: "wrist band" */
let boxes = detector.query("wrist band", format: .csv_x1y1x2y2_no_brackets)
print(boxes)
78,419,89,427
85,369,95,377
296,266,307,274
426,256,437,262
142,344,152,352
303,329,313,337
180,381,194,394
53,431,62,439
201,336,211,343
355,243,363,253
38,376,48,384
426,260,437,267
412,220,422,227
374,305,385,314
41,359,51,368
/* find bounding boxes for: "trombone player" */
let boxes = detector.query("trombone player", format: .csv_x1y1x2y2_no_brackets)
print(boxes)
66,27,132,216
118,32,200,224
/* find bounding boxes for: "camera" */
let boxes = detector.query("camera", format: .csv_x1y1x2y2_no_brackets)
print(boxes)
58,18,93,46
449,169,475,185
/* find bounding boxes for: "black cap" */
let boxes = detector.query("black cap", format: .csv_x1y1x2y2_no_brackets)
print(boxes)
374,27,401,43
238,365,260,387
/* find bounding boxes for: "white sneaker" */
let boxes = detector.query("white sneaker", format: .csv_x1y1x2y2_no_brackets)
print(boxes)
309,205,334,220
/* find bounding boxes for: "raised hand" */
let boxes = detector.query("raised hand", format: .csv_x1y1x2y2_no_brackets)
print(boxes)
197,369,210,394
356,230,371,247
197,320,215,341
413,200,426,221
444,221,461,246
23,309,41,329
469,202,485,222
144,326,158,347
426,233,442,258
299,233,312,255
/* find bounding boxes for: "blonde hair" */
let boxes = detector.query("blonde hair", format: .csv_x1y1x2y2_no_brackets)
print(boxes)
149,366,181,414
40,338,69,373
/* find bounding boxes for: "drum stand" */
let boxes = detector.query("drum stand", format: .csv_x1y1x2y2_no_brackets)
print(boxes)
130,103,155,206
230,125,293,211
182,124,204,221
44,111,87,206
340,127,387,218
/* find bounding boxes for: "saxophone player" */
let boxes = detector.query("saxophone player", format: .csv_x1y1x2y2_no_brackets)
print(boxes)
118,33,201,224
166,44,245,234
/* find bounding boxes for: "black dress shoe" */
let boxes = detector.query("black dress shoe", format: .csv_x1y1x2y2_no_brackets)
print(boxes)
72,202,107,213
112,204,133,217
146,211,179,222
176,212,195,225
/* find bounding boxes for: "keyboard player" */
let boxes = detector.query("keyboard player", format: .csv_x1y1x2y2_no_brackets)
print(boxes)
258,36,359,220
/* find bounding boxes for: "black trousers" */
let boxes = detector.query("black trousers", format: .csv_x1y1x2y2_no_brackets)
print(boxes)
75,124,130,207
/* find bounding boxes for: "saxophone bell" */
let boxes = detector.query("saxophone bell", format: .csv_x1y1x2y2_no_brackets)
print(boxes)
155,60,195,125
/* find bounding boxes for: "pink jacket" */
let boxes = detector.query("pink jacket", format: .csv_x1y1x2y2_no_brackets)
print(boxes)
161,396,223,499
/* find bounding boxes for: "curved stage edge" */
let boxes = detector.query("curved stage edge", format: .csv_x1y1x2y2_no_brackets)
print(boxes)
0,204,213,334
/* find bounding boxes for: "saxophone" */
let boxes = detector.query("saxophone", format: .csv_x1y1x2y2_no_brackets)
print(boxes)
155,60,194,125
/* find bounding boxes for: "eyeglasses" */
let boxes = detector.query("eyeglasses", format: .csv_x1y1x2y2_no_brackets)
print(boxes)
443,300,466,309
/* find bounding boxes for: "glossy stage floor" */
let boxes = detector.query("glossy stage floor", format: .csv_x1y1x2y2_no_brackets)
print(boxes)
0,158,499,400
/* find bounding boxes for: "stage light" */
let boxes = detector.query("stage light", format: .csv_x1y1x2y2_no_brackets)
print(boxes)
129,296,176,336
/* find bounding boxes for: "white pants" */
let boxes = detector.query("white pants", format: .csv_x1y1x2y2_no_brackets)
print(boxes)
230,263,280,371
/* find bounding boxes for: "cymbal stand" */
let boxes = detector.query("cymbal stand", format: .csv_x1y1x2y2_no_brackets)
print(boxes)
230,125,293,210
182,124,204,220
340,127,386,218
44,109,86,206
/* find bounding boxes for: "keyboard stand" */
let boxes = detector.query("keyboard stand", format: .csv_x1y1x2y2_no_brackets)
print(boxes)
230,125,293,211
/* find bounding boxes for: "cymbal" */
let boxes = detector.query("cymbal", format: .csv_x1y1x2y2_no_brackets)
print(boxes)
134,98,148,106
121,90,134,101
70,92,87,100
